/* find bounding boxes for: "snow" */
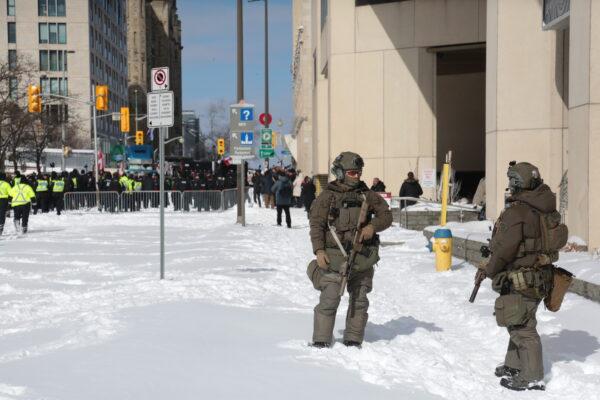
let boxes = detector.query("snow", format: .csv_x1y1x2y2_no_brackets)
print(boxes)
1,208,599,399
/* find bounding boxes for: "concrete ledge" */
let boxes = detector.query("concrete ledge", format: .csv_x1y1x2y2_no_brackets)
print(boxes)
423,229,600,304
394,209,479,231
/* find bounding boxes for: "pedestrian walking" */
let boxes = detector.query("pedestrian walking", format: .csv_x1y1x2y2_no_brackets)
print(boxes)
9,176,36,234
399,172,423,209
0,172,11,235
261,169,276,209
300,176,316,214
271,171,293,228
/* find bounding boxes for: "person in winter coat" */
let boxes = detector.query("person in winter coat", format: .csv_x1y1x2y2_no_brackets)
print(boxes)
300,176,316,214
251,171,262,207
261,169,276,209
399,172,423,209
9,176,36,234
370,177,386,192
271,172,293,228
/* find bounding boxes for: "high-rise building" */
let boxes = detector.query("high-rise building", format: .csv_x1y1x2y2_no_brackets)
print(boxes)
127,0,182,155
0,0,129,155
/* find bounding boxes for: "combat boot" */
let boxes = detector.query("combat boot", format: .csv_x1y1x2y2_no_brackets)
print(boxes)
343,340,362,348
500,377,545,391
310,342,330,349
495,364,520,378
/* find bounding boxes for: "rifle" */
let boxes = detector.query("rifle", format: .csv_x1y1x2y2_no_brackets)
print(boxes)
328,194,370,297
469,245,490,303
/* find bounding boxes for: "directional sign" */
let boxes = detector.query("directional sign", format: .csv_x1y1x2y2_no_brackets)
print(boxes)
260,128,273,144
240,132,253,145
259,148,275,159
230,103,256,131
147,91,174,128
231,131,255,158
151,67,170,91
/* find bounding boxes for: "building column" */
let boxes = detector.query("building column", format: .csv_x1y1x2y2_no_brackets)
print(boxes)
568,1,600,250
486,0,566,219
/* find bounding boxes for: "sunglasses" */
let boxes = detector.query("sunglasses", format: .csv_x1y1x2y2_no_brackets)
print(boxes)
345,170,361,177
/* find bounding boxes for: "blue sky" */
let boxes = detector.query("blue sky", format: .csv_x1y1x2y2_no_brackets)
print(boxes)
179,0,293,135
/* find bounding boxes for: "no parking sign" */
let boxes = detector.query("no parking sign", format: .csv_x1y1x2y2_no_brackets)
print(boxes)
151,67,169,91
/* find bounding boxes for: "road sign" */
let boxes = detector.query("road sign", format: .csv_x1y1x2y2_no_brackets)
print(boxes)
259,113,272,126
260,128,273,144
147,91,174,128
231,131,255,158
240,132,253,145
259,148,275,159
230,103,256,131
151,67,169,91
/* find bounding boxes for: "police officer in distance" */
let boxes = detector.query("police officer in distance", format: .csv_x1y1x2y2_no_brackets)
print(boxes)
307,152,392,348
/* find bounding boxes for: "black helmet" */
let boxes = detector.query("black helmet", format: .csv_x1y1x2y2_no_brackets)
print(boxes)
331,151,364,181
507,161,543,193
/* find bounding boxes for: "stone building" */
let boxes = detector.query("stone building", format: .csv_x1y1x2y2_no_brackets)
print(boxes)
0,0,129,154
127,0,183,155
292,0,600,250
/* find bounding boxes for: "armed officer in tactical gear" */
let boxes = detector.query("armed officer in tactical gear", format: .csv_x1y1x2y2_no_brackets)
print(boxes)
307,152,392,348
481,161,567,391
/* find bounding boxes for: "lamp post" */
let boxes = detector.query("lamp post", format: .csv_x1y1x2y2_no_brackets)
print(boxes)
61,50,75,171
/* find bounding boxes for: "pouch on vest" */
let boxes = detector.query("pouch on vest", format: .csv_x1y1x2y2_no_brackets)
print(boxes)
307,260,320,290
508,267,552,300
544,266,574,312
494,294,528,327
324,244,379,273
538,210,568,263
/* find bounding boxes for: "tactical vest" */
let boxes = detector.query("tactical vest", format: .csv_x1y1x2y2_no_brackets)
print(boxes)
324,190,379,273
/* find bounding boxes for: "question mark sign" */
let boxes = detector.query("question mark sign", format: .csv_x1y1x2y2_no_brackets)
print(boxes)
243,110,250,120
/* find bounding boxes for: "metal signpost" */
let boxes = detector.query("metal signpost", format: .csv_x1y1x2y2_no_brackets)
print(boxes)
148,67,173,280
230,102,256,226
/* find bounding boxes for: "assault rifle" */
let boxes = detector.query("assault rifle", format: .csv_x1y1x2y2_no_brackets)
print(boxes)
469,245,490,303
328,194,370,297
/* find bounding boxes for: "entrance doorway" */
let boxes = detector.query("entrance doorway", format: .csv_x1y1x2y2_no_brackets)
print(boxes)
435,46,486,201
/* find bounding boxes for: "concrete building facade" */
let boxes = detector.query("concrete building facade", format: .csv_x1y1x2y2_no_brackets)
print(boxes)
292,0,600,250
127,0,183,155
182,109,204,160
0,0,129,154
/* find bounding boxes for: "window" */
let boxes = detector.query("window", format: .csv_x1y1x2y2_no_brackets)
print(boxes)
57,0,65,16
59,78,67,95
8,49,17,70
7,0,15,16
39,23,48,43
39,50,49,70
50,77,59,94
7,22,16,43
49,50,58,71
321,0,328,30
49,23,57,43
9,77,18,99
48,0,56,16
38,0,47,15
58,23,66,44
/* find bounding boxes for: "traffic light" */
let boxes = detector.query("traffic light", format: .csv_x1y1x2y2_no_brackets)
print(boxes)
95,85,108,111
120,107,130,132
272,132,277,147
135,130,144,145
217,138,225,155
28,85,42,113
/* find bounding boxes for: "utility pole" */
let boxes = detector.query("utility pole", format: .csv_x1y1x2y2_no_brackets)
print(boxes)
236,0,245,225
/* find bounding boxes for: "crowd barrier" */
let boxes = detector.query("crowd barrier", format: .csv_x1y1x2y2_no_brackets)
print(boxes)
63,189,250,213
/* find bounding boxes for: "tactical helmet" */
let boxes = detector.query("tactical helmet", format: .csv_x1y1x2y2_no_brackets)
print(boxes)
507,161,543,193
331,151,364,180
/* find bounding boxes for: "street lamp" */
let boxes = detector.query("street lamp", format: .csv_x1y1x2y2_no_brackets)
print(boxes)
153,136,183,160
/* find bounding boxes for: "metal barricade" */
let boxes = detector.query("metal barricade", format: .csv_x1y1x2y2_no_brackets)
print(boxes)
64,191,120,212
222,188,238,211
121,190,183,212
182,190,224,212
391,196,480,228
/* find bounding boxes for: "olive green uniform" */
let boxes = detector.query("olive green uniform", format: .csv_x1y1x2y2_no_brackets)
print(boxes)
485,184,558,383
308,180,392,344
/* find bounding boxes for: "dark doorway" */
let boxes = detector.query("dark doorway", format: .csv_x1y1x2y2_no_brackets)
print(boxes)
436,46,486,201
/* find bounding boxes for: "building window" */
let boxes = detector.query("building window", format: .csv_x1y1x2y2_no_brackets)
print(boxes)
321,0,328,30
355,0,402,5
7,22,16,43
7,0,15,16
8,49,17,70
39,23,66,44
41,77,67,95
9,77,18,99
39,50,68,71
39,0,65,17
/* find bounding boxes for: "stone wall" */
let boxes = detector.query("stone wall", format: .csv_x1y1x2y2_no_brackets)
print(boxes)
393,209,479,231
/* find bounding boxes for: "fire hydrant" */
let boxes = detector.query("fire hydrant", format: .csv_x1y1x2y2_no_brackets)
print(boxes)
432,228,453,272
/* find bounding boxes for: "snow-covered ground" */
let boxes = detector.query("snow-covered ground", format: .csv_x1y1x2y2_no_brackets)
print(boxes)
1,208,599,399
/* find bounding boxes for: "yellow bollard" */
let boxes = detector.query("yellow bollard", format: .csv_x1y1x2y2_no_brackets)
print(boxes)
432,228,453,271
